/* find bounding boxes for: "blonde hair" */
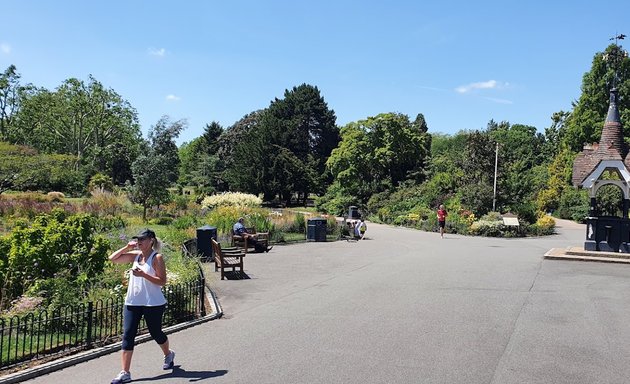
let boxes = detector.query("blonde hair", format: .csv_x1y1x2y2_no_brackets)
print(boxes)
151,237,163,253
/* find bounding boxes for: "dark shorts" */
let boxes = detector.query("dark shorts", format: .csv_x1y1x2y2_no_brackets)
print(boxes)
438,220,446,229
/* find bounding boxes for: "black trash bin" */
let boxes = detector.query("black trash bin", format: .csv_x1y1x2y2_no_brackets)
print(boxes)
307,218,328,242
348,206,360,219
196,225,217,261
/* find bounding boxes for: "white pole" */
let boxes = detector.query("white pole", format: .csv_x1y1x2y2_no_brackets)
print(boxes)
493,142,498,212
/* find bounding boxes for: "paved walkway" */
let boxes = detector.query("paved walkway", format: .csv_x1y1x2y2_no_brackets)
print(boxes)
12,219,630,383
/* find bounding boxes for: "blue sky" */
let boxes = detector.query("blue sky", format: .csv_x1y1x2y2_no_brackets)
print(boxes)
2,1,629,145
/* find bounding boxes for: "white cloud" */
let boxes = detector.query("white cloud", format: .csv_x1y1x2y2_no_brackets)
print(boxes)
0,43,11,54
166,94,180,101
148,47,166,57
455,80,508,94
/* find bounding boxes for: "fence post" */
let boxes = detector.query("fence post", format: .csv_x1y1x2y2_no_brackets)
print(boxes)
0,318,4,367
199,277,206,317
86,301,93,348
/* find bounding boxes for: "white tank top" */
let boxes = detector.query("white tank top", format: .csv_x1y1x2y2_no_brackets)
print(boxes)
125,251,167,306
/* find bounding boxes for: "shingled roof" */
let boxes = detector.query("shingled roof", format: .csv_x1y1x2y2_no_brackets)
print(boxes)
572,88,627,186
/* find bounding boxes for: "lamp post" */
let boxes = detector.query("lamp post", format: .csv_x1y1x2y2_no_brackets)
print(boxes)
493,142,499,212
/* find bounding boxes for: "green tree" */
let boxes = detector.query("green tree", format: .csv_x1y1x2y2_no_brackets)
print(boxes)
219,111,264,193
179,121,225,194
148,116,186,185
128,154,171,221
9,75,143,184
231,84,339,203
178,136,221,194
543,111,570,158
323,112,431,212
0,65,33,140
201,121,223,156
562,43,630,151
488,121,546,214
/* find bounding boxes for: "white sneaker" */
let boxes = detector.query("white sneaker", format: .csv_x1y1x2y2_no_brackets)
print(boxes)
111,370,131,384
163,350,175,370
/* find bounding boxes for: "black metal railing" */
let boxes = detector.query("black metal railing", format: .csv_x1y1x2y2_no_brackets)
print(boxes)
0,279,205,370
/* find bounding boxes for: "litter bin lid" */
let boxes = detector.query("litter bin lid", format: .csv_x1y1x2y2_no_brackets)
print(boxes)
197,225,217,230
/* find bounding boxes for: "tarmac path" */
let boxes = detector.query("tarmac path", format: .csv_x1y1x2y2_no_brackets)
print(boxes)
18,219,630,383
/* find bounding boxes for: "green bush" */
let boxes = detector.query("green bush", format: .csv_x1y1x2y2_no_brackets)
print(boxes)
0,212,111,309
557,188,589,222
149,216,174,225
88,173,114,193
291,212,306,233
315,182,355,216
171,215,201,230
510,201,537,225
93,215,126,232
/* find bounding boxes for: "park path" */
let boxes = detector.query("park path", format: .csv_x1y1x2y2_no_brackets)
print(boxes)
18,219,630,384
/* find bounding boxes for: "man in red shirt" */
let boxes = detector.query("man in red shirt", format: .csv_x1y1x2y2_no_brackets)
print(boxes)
437,204,447,238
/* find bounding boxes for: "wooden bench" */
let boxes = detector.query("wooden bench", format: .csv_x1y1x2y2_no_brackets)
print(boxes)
211,239,246,280
231,227,269,250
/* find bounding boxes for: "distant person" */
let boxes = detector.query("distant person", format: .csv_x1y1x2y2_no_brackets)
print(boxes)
233,217,272,253
108,229,175,384
354,218,367,240
437,204,448,238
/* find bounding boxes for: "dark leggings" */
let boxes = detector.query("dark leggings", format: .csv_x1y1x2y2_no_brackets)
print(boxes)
122,305,167,350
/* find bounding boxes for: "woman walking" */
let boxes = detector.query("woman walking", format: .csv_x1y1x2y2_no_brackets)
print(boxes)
108,229,175,384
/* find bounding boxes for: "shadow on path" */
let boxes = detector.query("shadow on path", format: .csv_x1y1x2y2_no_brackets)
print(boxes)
134,366,228,382
223,271,250,280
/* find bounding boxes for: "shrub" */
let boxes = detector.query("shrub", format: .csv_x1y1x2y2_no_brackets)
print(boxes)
291,212,306,233
366,191,392,217
88,173,114,192
149,216,174,225
480,211,503,221
0,212,111,309
315,182,355,216
47,191,65,202
84,189,130,217
528,215,556,236
536,215,556,230
510,202,537,225
93,215,126,232
470,220,506,237
171,215,202,230
201,192,262,210
557,188,589,222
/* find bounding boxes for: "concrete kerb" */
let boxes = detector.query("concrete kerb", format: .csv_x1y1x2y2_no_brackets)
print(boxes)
0,287,222,384
544,247,630,264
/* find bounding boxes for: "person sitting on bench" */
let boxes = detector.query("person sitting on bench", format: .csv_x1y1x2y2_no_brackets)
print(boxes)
233,217,273,253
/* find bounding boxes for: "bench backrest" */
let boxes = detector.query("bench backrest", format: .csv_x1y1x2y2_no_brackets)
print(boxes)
211,239,222,260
